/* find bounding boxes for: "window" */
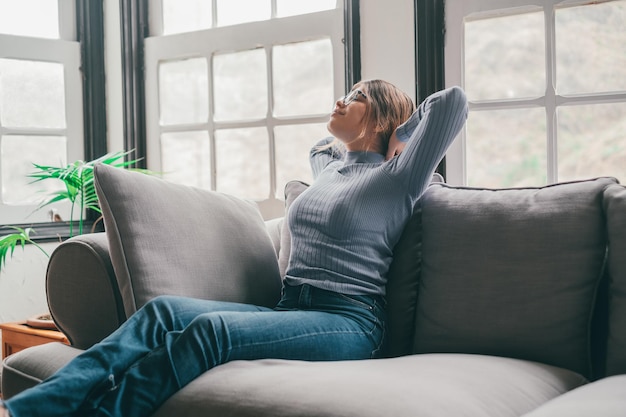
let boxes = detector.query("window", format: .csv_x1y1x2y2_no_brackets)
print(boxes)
0,0,83,225
145,0,346,217
445,0,626,187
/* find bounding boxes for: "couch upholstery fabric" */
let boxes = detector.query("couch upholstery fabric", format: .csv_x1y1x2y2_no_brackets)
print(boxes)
521,374,626,417
46,232,126,349
1,343,83,400
3,175,623,417
603,183,626,375
413,178,616,378
152,354,586,417
94,164,282,316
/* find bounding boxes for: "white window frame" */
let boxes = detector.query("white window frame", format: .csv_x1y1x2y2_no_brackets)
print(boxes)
0,0,84,224
144,1,346,217
445,0,626,186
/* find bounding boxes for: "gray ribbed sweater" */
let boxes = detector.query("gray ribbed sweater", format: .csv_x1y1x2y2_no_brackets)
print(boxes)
284,86,468,296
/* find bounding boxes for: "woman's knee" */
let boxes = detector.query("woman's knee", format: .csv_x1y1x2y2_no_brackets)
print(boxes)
149,294,195,307
139,295,189,317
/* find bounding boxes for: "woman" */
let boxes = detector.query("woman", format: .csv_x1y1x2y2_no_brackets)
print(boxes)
0,80,467,417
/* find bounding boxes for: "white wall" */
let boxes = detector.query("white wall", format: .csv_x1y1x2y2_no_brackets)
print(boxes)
360,0,416,102
0,242,59,323
104,0,125,153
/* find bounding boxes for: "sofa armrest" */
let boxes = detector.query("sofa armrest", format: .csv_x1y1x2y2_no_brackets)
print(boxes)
46,233,126,349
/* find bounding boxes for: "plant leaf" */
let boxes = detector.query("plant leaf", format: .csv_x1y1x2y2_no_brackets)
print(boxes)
26,149,149,237
0,227,49,271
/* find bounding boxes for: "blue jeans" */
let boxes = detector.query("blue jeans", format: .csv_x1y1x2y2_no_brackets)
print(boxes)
3,284,386,417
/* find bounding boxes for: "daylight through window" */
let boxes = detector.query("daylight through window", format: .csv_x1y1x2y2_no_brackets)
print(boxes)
145,0,345,217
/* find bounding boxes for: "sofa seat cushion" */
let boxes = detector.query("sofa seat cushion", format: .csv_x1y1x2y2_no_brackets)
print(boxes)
521,374,626,417
1,343,83,400
154,353,587,417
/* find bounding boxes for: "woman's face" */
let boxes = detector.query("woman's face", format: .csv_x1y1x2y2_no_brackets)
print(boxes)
327,84,371,147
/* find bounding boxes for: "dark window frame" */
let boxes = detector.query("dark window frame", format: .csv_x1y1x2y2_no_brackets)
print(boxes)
120,0,148,170
415,0,446,176
344,0,361,92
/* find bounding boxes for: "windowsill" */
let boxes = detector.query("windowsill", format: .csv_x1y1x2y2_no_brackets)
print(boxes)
0,220,105,243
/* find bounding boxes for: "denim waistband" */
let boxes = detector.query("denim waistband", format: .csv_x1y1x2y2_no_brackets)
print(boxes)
277,283,386,317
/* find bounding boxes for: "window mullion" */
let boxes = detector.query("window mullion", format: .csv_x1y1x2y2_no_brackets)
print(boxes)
266,45,277,200
545,5,558,184
148,0,164,36
208,53,217,191
212,0,218,28
58,0,76,41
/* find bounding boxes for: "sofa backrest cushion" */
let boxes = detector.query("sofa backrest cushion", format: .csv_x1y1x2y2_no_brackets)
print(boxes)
603,183,626,376
385,208,423,357
94,164,282,317
412,177,617,378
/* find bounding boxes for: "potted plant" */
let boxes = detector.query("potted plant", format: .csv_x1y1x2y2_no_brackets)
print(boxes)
0,150,147,270
0,150,151,328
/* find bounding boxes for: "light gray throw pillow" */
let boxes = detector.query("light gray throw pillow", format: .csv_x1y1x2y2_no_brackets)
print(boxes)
413,177,617,378
94,164,282,317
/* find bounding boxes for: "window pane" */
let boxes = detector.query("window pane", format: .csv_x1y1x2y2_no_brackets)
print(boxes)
274,123,328,196
466,108,546,187
556,1,626,95
0,59,66,128
161,131,211,188
216,0,270,27
277,0,337,17
465,11,545,101
215,127,269,199
213,49,267,121
273,39,334,117
0,0,59,38
159,58,209,125
1,135,66,205
558,103,626,183
162,0,212,34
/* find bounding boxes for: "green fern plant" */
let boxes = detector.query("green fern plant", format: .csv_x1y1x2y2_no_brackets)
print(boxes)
0,150,145,271
0,227,48,270
28,150,141,236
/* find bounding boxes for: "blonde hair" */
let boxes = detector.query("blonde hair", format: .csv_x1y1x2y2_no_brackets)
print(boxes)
358,79,415,152
325,79,415,154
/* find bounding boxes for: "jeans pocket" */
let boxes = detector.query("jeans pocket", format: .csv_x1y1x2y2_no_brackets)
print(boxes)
336,293,375,311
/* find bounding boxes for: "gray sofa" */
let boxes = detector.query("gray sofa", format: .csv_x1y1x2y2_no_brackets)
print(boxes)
2,167,626,416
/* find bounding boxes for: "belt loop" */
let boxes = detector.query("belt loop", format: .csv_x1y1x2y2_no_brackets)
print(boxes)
298,284,312,308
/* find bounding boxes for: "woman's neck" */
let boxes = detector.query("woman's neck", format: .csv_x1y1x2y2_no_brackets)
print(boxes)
344,136,383,154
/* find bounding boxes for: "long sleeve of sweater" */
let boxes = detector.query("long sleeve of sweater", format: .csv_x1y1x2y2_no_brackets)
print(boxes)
284,87,468,296
386,86,468,202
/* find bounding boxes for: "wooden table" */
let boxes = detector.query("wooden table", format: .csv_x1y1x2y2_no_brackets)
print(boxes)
0,322,69,359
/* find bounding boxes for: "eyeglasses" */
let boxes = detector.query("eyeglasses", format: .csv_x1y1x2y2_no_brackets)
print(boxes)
341,89,367,105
